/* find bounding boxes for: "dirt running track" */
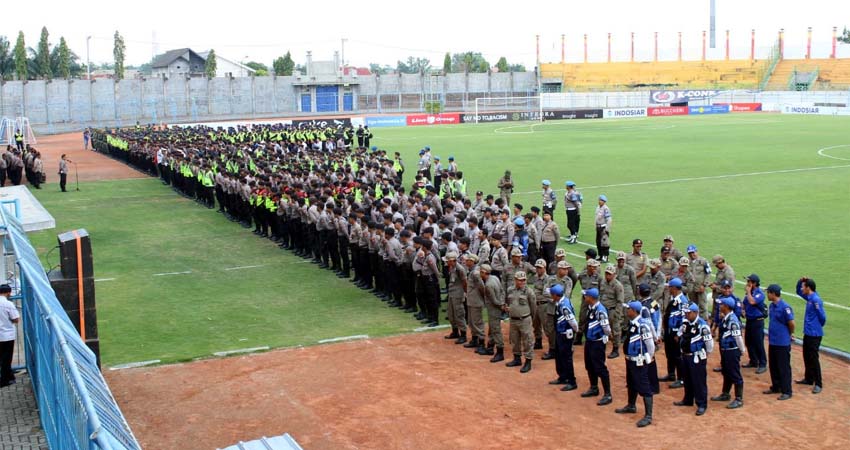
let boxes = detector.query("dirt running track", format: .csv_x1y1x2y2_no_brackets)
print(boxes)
29,132,145,182
107,328,850,450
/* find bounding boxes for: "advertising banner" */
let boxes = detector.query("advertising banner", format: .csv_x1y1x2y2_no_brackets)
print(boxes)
714,103,763,112
650,90,722,104
781,105,850,116
459,113,513,123
688,105,730,115
603,108,648,119
406,113,461,126
545,109,603,120
365,115,407,127
292,117,352,128
647,106,689,116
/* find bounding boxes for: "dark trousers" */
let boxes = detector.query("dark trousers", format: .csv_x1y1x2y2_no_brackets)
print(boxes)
338,237,350,276
648,360,660,394
802,335,823,387
768,344,792,395
664,333,682,379
527,243,539,265
745,318,767,367
0,340,14,386
584,339,609,388
59,173,67,191
423,275,440,323
566,209,580,236
680,356,708,408
720,348,744,394
626,360,653,403
595,227,609,259
401,265,417,310
555,333,576,384
541,241,556,267
328,234,340,270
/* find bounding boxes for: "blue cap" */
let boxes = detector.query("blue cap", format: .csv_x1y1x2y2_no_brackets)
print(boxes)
424,146,431,150
668,278,683,288
722,298,737,309
434,156,441,160
419,149,425,155
627,301,643,313
565,180,576,187
767,284,782,294
513,217,525,227
448,155,454,160
550,284,565,296
720,279,733,288
370,146,377,151
686,244,697,253
599,194,608,202
583,288,599,299
687,303,699,312
542,179,551,186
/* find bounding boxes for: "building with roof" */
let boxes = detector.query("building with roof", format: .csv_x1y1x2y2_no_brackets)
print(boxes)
151,48,206,78
197,51,256,78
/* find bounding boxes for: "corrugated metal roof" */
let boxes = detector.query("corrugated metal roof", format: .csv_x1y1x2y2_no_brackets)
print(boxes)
218,434,303,450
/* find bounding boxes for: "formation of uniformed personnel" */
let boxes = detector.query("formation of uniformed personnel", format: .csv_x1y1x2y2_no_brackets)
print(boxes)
616,301,656,427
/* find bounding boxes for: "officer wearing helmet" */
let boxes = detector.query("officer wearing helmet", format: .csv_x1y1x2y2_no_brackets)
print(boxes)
541,179,556,215
616,301,656,427
563,180,582,244
661,277,690,389
580,288,614,406
548,283,579,391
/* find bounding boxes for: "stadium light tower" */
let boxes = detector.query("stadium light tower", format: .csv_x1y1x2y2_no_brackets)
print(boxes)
710,0,716,48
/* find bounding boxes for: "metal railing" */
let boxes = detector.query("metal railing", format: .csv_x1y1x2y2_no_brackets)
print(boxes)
0,207,140,450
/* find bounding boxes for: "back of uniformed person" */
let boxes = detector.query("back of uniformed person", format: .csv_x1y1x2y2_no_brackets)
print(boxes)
548,284,578,391
765,285,795,400
712,298,745,409
563,181,582,244
463,255,486,352
539,212,560,266
710,255,735,324
530,259,549,352
686,245,712,320
616,252,638,337
505,272,536,373
742,274,768,373
662,278,689,388
543,261,574,360
443,251,468,344
616,301,656,427
479,264,505,362
575,259,601,345
637,284,661,394
580,288,613,405
594,195,612,262
599,264,625,359
674,303,714,416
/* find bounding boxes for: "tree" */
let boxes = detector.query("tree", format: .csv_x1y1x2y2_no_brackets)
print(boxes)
113,31,126,80
35,26,52,79
443,52,452,73
57,37,71,78
495,57,509,72
396,56,430,74
14,31,27,80
450,52,489,73
840,27,850,44
368,63,392,75
204,49,217,78
0,36,12,80
245,61,268,76
509,63,526,72
273,51,295,76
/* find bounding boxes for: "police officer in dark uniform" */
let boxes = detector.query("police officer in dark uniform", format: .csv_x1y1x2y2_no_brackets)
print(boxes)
363,126,373,148
356,125,365,148
743,274,768,374
712,297,745,409
674,303,714,416
548,284,579,391
580,288,613,406
764,284,795,400
616,301,656,427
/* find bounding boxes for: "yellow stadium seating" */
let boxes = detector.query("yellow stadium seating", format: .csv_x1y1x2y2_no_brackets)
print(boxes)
540,60,761,90
766,58,850,90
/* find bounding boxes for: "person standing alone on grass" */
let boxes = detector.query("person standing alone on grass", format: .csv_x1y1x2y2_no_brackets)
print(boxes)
0,284,20,388
58,154,71,192
795,277,826,394
595,195,612,262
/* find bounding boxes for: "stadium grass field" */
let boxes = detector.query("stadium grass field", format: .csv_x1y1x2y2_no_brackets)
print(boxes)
29,113,850,365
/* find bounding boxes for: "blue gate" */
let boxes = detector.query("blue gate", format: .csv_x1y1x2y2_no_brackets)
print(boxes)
343,93,353,112
316,86,339,113
300,94,311,113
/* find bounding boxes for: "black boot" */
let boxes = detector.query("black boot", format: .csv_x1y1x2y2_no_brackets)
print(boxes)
463,336,479,348
490,347,504,363
478,342,495,355
607,345,620,359
444,328,459,339
505,354,521,367
574,332,583,345
637,397,653,427
598,377,613,406
533,338,543,350
454,332,467,345
520,359,532,373
542,349,555,360
727,384,744,409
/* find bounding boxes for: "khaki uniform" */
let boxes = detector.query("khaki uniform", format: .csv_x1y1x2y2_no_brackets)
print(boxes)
577,268,601,332
543,275,573,349
466,267,486,340
599,277,625,345
616,264,638,301
530,271,548,341
506,285,536,359
626,251,649,284
498,175,513,206
503,261,535,295
711,264,735,320
688,256,712,319
446,264,468,332
659,256,679,308
483,276,505,347
648,270,667,310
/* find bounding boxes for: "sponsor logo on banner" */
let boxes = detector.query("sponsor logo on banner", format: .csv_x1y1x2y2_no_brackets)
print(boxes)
365,115,407,127
715,103,763,112
292,117,352,128
782,105,850,116
545,109,603,120
647,106,689,116
650,90,722,104
459,113,512,123
688,105,730,115
406,113,461,126
512,111,542,121
603,108,648,119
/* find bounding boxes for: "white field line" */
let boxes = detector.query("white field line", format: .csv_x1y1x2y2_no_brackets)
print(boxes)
212,346,270,357
223,264,266,271
569,239,850,312
515,164,850,195
109,360,161,370
152,270,192,277
413,324,451,332
817,144,850,161
94,278,116,282
318,334,369,344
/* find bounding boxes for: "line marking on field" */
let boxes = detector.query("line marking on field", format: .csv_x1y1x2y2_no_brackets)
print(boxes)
516,163,850,195
109,360,161,370
568,240,850,312
223,264,266,271
817,144,850,161
318,334,369,344
94,278,116,282
152,270,193,277
413,324,451,332
212,346,270,357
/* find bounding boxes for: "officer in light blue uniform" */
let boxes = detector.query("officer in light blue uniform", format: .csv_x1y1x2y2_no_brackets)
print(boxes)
548,284,579,391
674,303,714,416
541,179,556,216
712,297,746,409
616,301,656,427
580,288,613,406
662,278,689,389
637,283,661,394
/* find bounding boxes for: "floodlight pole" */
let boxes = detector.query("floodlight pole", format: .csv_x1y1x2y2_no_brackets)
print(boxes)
86,36,91,80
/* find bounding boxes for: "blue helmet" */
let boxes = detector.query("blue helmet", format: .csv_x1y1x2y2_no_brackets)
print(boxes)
599,194,608,202
583,288,599,299
542,179,551,186
686,244,697,253
722,298,737,309
668,278,683,288
513,217,525,227
565,180,576,187
688,303,699,312
627,301,643,313
550,284,565,296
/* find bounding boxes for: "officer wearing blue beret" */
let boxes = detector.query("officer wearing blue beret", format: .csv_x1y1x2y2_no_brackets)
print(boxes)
580,288,613,406
674,303,714,415
712,297,745,409
616,301,656,427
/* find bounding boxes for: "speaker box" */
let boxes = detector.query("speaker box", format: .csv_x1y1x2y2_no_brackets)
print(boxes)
57,229,94,279
48,271,96,312
85,339,101,369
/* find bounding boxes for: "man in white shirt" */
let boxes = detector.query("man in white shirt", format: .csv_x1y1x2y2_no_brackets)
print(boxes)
0,284,20,388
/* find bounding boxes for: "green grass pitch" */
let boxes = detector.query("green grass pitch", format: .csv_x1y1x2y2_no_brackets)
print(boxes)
28,113,850,365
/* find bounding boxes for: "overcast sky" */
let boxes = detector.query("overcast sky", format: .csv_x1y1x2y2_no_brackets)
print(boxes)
11,0,850,68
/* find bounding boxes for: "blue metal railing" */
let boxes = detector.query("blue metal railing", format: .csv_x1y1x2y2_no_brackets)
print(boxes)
0,208,140,450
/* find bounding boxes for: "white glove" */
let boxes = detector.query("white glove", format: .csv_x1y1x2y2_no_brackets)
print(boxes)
544,288,551,296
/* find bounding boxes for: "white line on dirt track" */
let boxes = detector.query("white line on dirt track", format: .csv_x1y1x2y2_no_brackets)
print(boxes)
318,335,369,344
152,271,192,277
413,324,451,332
568,240,850,312
223,264,266,271
515,164,850,195
109,360,161,370
212,346,270,357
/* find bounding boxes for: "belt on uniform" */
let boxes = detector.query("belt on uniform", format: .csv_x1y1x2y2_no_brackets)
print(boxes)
626,356,644,362
511,314,532,320
537,301,549,305
683,352,694,356
721,347,739,351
